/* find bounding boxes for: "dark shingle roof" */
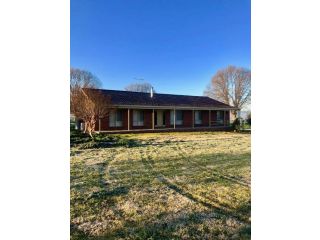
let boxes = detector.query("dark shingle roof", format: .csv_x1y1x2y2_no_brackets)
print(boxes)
88,89,234,108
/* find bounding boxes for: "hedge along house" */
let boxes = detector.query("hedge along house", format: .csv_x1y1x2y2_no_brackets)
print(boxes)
84,88,237,133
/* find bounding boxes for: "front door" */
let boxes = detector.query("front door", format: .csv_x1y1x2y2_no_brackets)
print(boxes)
156,110,165,127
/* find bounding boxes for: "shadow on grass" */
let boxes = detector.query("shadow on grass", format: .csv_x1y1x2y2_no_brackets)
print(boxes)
71,129,195,150
88,186,129,200
71,150,251,240
157,175,249,223
71,208,251,240
88,162,130,200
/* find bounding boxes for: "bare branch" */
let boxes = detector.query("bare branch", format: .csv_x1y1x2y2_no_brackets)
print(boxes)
70,68,112,138
204,66,251,114
124,82,155,93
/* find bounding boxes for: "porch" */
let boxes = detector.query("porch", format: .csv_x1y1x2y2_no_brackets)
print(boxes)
96,107,231,133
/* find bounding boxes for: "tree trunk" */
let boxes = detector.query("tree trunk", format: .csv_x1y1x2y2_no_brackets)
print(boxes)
86,116,96,139
232,110,238,120
88,129,93,139
83,121,87,134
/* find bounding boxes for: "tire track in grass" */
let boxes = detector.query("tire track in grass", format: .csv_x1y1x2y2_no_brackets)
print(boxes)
104,148,126,188
138,140,249,223
176,142,250,187
175,141,250,201
155,175,249,223
171,141,250,223
81,147,125,201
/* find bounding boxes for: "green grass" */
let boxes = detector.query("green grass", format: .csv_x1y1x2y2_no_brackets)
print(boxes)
71,131,251,239
241,123,251,130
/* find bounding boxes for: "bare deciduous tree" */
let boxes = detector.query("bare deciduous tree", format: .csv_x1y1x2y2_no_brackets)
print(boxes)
70,68,112,138
70,68,101,90
204,66,251,116
124,82,155,93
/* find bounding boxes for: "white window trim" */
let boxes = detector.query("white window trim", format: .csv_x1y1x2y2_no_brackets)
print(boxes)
109,110,123,127
133,110,144,126
195,110,202,124
217,111,223,124
171,110,183,125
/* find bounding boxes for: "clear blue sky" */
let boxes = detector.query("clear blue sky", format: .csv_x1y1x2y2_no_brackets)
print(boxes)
71,0,251,96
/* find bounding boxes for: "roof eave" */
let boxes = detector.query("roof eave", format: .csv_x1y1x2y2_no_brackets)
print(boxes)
113,104,237,110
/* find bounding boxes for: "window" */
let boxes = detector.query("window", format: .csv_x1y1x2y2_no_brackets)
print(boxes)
217,111,224,123
109,110,123,127
217,111,221,120
170,110,183,125
170,110,174,124
195,111,202,124
155,110,166,127
176,110,183,125
133,110,144,126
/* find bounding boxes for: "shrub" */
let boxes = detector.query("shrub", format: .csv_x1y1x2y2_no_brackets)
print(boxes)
232,118,241,131
70,128,92,145
247,114,251,125
93,134,115,142
71,128,140,148
116,138,138,147
79,141,101,149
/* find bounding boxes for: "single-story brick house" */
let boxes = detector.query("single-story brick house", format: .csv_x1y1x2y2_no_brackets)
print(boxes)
78,88,237,133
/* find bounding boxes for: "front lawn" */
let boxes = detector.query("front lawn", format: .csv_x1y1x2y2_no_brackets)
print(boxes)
70,131,251,239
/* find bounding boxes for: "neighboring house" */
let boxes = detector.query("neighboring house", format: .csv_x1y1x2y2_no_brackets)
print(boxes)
80,88,237,132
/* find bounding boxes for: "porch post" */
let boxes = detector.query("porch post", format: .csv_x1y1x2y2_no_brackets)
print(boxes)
192,109,195,128
224,110,226,126
98,118,101,132
173,108,176,129
152,109,155,130
209,110,211,127
127,109,130,131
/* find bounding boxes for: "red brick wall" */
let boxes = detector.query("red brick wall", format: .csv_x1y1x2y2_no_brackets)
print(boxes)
94,118,99,131
165,110,171,128
130,109,152,130
100,117,108,130
182,110,192,127
96,109,154,131
98,109,128,131
211,111,217,122
168,110,212,128
129,109,133,129
95,108,230,131
144,110,152,129
226,111,230,122
123,110,128,129
202,111,209,126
